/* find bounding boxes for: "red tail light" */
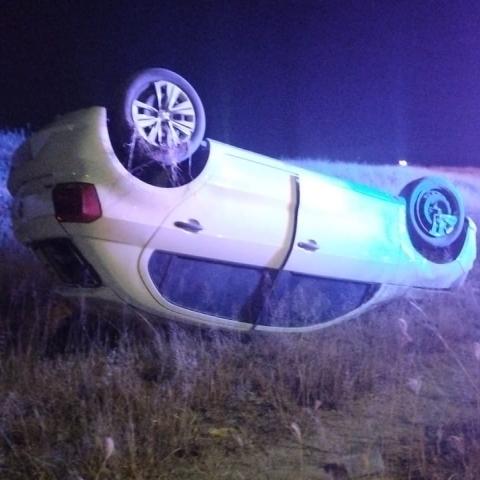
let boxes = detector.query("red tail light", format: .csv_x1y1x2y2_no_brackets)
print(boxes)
52,183,102,223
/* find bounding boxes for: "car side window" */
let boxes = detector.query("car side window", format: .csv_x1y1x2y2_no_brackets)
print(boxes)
148,251,265,322
149,251,377,327
257,271,377,328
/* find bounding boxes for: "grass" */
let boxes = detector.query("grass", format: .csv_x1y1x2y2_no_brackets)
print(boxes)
1,132,479,479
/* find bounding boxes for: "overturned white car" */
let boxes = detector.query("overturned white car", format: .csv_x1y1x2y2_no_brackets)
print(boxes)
7,69,477,332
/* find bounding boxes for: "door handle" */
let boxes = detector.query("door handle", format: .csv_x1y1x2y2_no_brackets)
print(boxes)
297,239,319,252
174,219,203,233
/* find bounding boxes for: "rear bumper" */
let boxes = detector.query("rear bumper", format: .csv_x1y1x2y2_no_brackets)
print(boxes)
8,107,119,196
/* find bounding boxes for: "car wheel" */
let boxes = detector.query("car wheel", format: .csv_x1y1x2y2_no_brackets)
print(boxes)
400,176,465,252
109,68,206,168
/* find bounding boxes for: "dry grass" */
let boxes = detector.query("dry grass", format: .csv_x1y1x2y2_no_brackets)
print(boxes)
1,134,479,479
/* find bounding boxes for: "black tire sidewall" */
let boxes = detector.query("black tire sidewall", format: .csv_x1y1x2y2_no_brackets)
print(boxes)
401,176,465,250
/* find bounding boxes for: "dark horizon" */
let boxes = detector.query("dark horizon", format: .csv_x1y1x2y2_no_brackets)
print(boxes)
1,1,480,166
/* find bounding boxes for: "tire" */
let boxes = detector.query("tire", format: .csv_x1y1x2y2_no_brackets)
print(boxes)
400,176,465,253
109,68,206,169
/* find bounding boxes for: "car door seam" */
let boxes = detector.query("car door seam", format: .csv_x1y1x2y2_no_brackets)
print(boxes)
249,175,301,330
279,175,301,271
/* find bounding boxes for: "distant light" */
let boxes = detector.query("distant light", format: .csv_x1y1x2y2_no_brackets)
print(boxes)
398,159,408,167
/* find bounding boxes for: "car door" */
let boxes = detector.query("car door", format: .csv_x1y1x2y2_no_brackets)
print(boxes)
139,148,298,324
283,172,404,285
246,172,401,330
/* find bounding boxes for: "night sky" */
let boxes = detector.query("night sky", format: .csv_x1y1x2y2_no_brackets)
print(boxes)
2,0,480,166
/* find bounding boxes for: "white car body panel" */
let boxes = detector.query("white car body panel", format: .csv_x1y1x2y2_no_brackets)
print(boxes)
7,107,477,332
286,172,405,284
143,151,296,267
